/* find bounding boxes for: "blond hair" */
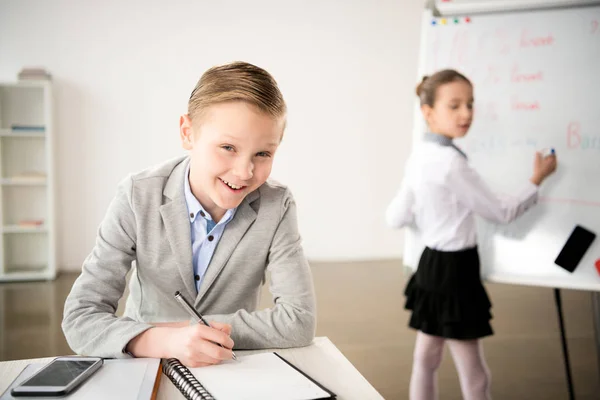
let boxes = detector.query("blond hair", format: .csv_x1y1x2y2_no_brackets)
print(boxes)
416,69,471,107
188,61,287,124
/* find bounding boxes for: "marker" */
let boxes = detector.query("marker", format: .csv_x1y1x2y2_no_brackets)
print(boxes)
595,259,600,276
551,148,555,155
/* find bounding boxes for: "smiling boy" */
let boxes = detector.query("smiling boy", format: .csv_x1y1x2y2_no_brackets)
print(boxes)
62,62,317,367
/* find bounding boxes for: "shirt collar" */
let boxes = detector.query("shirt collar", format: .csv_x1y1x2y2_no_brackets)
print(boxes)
423,132,468,159
183,165,237,224
423,131,453,146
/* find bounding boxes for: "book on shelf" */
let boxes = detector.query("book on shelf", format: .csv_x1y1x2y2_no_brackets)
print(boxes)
12,171,47,180
18,220,44,227
10,125,45,132
17,67,52,81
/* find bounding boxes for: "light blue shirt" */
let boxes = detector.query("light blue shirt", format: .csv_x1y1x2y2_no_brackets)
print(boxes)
184,166,236,292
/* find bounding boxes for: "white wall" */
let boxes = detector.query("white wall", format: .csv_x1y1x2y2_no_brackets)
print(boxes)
0,0,422,270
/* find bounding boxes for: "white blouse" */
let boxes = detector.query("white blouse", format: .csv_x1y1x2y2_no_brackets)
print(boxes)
386,139,539,251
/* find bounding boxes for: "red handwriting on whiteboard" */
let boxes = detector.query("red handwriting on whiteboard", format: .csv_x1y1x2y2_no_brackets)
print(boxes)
511,97,540,111
520,30,554,47
495,28,511,55
484,65,501,84
567,121,581,148
567,121,600,149
511,65,543,83
592,20,599,34
474,31,491,59
450,30,470,67
486,102,498,120
431,30,441,71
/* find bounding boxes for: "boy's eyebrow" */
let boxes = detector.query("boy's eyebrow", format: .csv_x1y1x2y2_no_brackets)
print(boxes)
221,135,279,148
448,97,474,102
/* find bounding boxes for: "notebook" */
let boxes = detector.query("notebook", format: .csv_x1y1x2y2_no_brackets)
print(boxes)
0,358,161,400
162,352,336,400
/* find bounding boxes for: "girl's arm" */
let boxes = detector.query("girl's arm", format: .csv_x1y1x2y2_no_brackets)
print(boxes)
386,179,416,228
447,158,538,224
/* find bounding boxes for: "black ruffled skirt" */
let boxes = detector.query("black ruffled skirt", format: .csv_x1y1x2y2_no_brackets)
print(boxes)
405,246,493,340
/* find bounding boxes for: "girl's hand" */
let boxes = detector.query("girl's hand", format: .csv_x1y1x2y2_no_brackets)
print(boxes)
530,151,557,186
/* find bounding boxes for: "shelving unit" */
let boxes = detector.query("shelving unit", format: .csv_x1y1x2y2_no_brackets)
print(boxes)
0,81,55,281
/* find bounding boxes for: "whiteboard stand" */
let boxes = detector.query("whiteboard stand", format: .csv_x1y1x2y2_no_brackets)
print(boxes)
592,293,600,384
554,289,575,400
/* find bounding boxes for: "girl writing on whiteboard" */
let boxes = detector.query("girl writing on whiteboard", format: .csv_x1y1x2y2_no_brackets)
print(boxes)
386,69,557,400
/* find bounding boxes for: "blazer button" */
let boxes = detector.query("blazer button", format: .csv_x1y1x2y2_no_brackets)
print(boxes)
208,235,214,242
194,275,200,281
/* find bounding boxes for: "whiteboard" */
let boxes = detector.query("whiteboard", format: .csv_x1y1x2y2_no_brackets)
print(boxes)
405,5,600,291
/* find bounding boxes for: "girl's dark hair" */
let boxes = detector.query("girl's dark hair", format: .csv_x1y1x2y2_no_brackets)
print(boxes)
416,69,472,107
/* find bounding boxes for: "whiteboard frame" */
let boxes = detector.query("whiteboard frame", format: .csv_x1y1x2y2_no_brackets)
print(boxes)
435,0,600,16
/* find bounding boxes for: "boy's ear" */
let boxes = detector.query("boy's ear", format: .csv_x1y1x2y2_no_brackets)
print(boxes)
180,114,194,150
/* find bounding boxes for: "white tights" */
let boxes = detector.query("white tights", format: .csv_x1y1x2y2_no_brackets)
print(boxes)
409,331,492,400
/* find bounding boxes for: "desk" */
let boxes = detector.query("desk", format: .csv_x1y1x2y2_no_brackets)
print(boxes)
0,337,384,400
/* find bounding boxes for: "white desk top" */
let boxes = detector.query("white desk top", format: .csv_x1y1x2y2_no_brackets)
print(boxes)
0,337,384,400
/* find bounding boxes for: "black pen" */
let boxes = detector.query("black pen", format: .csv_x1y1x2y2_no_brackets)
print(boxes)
174,291,237,361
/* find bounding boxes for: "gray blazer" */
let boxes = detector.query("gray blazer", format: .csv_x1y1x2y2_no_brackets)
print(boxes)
62,156,316,358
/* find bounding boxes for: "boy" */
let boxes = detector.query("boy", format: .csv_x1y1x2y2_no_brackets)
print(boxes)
62,62,316,367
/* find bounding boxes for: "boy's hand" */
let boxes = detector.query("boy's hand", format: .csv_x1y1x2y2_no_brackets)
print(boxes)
530,151,557,186
152,321,189,328
165,322,234,368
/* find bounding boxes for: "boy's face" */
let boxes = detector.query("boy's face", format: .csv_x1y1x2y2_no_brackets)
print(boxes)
422,80,474,139
180,101,283,222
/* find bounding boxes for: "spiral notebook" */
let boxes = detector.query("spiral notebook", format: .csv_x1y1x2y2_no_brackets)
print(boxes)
162,352,335,400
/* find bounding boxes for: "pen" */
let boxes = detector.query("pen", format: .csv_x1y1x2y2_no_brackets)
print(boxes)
174,291,237,361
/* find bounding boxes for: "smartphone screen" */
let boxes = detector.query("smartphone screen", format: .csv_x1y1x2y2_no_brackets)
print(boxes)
554,225,596,273
22,360,97,387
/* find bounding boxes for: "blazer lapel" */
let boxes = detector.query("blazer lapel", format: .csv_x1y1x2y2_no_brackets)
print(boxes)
195,190,259,306
159,158,196,300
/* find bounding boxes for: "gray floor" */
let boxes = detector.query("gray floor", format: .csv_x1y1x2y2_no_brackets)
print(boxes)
0,260,598,399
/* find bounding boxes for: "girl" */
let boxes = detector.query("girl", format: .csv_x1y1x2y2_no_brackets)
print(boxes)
386,69,557,400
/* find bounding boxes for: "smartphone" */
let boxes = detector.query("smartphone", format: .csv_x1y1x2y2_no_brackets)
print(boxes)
554,225,597,273
11,356,103,397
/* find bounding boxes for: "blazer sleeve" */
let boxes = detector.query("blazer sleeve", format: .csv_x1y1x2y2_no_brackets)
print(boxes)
206,189,317,349
61,176,153,358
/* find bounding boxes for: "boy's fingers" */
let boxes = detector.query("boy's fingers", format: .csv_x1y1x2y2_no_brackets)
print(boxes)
199,340,234,361
210,321,233,336
193,323,234,349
